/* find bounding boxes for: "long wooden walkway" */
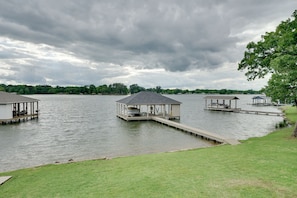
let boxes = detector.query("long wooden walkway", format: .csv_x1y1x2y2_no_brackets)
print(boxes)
152,117,240,145
117,114,240,145
205,107,283,116
239,109,283,116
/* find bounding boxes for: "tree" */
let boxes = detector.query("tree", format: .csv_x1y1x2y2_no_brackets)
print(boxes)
109,83,128,95
89,84,97,94
97,84,109,94
129,84,145,94
238,10,297,137
155,86,162,93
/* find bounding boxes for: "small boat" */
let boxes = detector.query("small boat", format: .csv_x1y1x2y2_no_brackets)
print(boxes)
127,107,140,117
209,103,230,109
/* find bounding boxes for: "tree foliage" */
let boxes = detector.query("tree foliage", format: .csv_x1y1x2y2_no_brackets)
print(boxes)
129,84,145,94
239,10,297,103
0,83,260,95
238,10,297,136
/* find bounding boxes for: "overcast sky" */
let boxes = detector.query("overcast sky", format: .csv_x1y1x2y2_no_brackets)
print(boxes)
0,0,295,90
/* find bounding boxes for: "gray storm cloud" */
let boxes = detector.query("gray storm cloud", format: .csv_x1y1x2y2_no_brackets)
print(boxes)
0,0,295,88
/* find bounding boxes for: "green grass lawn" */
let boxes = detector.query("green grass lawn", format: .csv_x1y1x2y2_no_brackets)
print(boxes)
282,105,297,124
1,107,297,197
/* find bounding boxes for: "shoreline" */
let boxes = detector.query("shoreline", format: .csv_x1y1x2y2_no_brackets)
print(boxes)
1,118,296,197
0,144,214,173
0,103,286,173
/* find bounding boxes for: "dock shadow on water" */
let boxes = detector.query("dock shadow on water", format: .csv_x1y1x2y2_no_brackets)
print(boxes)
0,94,282,172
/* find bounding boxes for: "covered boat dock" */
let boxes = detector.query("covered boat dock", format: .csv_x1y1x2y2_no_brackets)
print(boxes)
204,95,240,112
116,92,240,145
0,92,39,124
116,91,181,121
252,96,272,106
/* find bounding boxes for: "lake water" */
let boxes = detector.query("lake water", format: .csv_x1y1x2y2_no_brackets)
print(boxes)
0,94,283,172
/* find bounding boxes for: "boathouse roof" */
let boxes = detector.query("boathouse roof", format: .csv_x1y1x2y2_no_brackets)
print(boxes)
252,96,266,100
0,91,39,104
116,91,181,105
204,95,239,100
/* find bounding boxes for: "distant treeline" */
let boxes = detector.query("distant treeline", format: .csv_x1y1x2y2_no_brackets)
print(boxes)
0,83,261,95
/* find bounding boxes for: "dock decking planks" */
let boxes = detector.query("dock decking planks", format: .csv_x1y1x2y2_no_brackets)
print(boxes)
239,109,283,116
205,107,283,116
117,114,240,145
152,117,240,145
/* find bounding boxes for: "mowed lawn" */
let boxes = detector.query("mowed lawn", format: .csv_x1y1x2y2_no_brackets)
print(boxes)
1,107,297,197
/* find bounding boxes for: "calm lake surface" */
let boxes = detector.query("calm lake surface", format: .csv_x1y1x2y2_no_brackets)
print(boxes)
0,94,283,172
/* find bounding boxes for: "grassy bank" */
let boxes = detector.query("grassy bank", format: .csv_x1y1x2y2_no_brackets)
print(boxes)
1,107,297,197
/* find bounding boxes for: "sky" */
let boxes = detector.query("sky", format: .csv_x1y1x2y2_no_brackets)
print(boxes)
0,0,295,90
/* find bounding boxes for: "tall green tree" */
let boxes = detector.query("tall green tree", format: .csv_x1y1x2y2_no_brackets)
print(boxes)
89,84,97,94
238,10,297,136
155,86,162,93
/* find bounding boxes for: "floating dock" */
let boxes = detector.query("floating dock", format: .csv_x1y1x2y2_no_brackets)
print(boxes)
117,114,240,145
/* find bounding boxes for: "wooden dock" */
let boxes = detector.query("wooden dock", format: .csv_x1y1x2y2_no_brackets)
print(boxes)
0,114,39,125
117,114,153,121
204,95,283,117
205,107,283,116
117,114,240,145
152,117,240,145
205,107,241,113
239,109,283,116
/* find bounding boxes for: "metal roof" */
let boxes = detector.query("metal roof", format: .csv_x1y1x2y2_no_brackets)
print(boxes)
252,96,266,99
116,91,181,105
0,92,39,104
204,95,240,100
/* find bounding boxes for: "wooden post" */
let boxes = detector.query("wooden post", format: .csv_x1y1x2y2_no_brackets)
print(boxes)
37,101,39,118
32,102,34,118
17,103,20,116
